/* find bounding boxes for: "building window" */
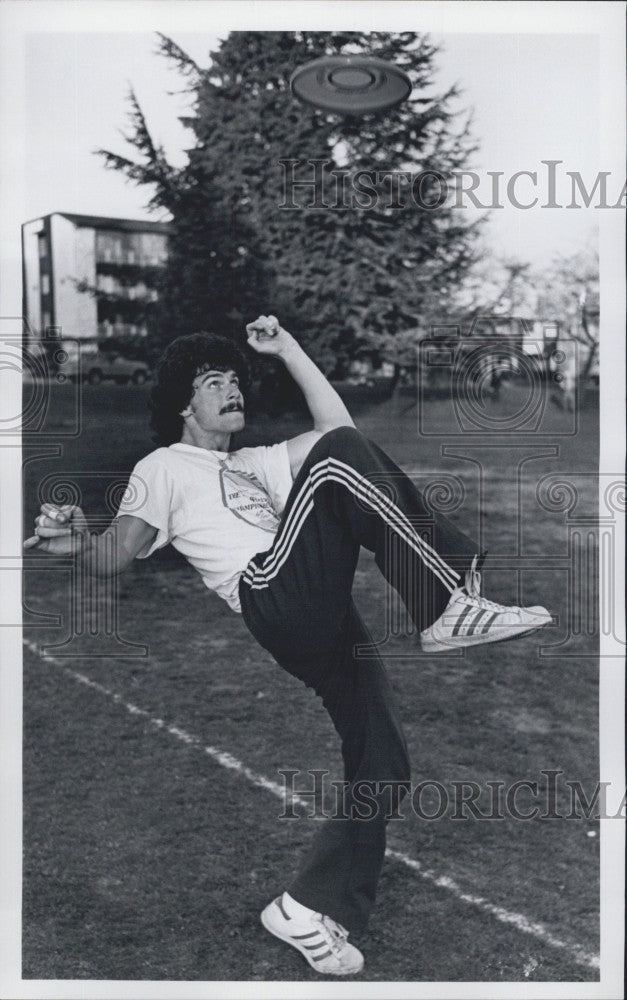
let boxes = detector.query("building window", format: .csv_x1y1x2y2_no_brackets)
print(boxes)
41,273,50,295
42,312,51,330
38,235,48,258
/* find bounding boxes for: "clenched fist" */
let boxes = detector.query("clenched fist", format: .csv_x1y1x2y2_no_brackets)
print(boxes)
245,315,295,358
24,503,88,555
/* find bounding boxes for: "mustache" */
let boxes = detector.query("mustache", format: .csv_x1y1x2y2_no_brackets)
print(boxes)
220,402,244,414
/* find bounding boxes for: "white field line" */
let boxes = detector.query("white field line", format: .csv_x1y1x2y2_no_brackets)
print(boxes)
23,639,600,973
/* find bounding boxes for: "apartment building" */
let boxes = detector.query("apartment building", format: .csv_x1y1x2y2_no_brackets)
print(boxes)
22,212,171,347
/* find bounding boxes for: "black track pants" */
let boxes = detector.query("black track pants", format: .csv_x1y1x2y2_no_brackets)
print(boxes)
239,427,479,934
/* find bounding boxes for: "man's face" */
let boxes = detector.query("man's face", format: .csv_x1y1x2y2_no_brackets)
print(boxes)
183,367,245,434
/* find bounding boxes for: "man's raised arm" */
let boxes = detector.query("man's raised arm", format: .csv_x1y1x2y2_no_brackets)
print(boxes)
246,315,355,477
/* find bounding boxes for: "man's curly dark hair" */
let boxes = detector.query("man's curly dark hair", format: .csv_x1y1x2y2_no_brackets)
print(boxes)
149,333,250,446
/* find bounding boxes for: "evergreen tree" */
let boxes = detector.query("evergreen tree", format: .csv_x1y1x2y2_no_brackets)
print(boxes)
99,31,482,376
98,86,272,360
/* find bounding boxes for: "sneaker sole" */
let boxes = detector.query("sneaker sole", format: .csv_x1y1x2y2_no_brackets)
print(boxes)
421,621,550,654
260,904,364,975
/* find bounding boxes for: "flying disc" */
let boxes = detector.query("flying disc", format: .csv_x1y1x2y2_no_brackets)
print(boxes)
290,55,412,115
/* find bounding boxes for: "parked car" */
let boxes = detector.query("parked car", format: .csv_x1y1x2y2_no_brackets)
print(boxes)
64,350,151,385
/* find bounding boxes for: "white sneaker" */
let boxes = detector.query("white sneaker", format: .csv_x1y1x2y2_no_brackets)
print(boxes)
420,556,552,653
260,893,364,976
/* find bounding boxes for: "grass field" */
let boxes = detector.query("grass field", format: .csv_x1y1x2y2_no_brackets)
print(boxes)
22,380,600,984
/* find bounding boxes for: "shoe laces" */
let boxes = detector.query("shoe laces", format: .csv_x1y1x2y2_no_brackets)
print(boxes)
463,555,514,613
464,555,481,598
313,914,349,956
462,591,509,613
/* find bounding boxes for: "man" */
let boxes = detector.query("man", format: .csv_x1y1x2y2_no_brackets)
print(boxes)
548,337,577,413
25,317,551,976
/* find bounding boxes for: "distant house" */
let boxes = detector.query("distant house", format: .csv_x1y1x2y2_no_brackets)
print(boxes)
21,212,172,348
396,315,561,371
461,315,562,360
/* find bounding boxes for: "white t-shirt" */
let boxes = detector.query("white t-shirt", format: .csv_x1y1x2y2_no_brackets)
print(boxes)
117,441,294,612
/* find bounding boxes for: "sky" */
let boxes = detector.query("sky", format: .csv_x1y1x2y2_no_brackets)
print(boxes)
0,0,623,321
14,25,605,269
